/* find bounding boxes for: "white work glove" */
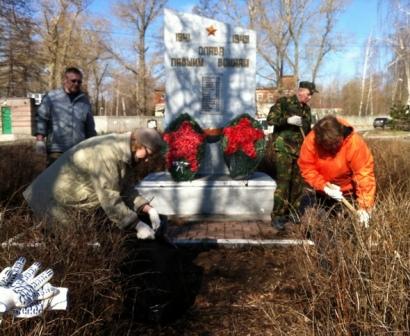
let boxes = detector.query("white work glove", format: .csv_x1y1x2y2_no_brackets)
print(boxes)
357,208,371,228
135,221,155,240
14,285,68,318
323,183,343,201
0,258,58,313
10,283,57,318
287,115,302,127
148,208,161,232
35,141,46,155
13,295,50,318
0,257,26,287
12,282,63,318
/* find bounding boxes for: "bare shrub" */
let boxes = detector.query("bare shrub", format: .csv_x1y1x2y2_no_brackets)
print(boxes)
264,139,410,334
0,143,45,205
0,211,125,335
0,138,408,334
369,139,410,195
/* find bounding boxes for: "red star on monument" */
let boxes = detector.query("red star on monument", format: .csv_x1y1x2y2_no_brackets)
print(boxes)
206,25,217,36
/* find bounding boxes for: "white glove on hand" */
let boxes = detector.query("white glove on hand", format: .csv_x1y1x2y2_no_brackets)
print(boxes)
136,221,155,240
357,209,371,228
287,115,302,127
323,183,343,201
35,141,46,155
0,258,58,313
148,208,161,232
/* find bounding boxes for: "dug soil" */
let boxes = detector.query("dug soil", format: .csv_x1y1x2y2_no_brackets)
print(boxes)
126,246,308,335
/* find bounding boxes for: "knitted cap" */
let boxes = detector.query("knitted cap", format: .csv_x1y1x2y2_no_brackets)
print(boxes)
131,128,164,153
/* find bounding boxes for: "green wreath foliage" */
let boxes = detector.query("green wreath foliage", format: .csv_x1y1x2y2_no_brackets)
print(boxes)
221,114,266,179
163,113,206,181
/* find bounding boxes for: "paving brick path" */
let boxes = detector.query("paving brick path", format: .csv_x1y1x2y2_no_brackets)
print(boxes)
168,220,280,240
166,220,315,247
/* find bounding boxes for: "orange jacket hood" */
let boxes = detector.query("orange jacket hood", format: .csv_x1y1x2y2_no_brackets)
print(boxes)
297,118,376,209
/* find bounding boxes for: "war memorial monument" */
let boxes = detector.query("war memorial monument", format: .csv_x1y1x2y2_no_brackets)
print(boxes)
137,9,276,221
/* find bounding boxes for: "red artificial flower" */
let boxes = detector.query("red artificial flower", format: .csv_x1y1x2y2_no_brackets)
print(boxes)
223,117,264,158
163,121,205,172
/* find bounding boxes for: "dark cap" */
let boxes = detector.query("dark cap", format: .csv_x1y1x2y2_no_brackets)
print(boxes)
299,81,319,95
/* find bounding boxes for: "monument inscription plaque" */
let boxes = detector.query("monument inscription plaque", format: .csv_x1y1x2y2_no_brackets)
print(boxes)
164,8,256,129
201,75,221,114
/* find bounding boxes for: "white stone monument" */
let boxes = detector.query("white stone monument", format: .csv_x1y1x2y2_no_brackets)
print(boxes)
163,9,256,130
137,9,276,220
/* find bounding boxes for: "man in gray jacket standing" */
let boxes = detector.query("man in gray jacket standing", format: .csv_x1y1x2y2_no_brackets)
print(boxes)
35,67,97,166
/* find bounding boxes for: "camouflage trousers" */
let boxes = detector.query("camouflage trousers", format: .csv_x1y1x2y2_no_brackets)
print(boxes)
271,151,306,221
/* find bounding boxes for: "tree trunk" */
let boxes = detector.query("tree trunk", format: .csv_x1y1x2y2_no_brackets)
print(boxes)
7,42,14,96
122,97,126,116
138,30,146,115
359,32,373,116
116,84,120,117
365,74,373,115
405,59,410,106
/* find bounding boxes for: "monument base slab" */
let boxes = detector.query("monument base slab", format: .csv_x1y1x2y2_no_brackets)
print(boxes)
136,172,276,221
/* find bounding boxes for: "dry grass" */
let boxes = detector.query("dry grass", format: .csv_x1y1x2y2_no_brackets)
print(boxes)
0,138,409,335
260,138,410,335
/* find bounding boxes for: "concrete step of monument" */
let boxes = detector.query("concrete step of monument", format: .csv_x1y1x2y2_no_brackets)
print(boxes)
137,172,276,220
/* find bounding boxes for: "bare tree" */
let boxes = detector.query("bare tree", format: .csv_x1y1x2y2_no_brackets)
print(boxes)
202,0,346,87
281,0,312,83
392,29,410,106
0,0,42,96
282,0,347,84
250,0,290,86
76,18,112,114
192,0,221,18
382,0,410,106
308,0,346,82
359,32,374,116
91,62,108,115
38,0,91,89
36,0,112,116
341,78,361,115
112,0,166,115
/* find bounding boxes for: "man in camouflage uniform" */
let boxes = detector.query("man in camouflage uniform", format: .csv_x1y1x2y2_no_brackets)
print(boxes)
267,81,318,230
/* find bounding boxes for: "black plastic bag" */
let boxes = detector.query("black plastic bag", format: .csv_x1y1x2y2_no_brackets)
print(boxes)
119,235,203,324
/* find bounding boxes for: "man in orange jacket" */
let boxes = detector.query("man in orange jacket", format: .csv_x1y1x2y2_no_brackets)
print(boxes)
297,115,376,227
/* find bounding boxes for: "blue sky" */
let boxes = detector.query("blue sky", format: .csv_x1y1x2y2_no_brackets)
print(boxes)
88,0,384,85
318,0,384,84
